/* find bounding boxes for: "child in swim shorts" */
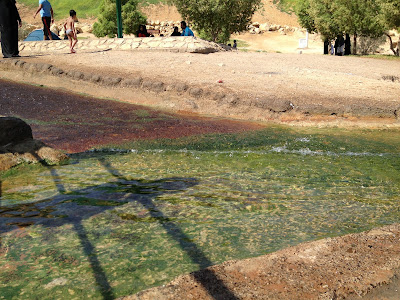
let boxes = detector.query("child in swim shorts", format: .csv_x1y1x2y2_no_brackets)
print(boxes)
64,9,78,53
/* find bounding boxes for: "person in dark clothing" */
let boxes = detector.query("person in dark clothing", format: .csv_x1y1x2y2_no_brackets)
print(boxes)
0,0,22,58
344,33,351,55
335,35,345,56
171,26,181,36
323,39,329,55
136,25,150,37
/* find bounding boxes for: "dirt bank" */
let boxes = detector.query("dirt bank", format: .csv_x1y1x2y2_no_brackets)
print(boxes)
2,50,400,127
123,224,400,300
0,78,262,153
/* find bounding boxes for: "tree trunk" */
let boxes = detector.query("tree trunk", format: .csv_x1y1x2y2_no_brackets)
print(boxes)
353,33,357,55
385,33,397,56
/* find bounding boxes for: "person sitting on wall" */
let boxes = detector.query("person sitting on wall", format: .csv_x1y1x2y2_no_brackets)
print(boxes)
171,26,181,36
136,24,150,37
180,21,194,37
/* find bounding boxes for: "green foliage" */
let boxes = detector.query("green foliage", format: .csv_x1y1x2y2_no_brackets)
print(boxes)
379,0,400,30
296,0,400,55
93,0,147,38
172,0,262,43
297,0,399,41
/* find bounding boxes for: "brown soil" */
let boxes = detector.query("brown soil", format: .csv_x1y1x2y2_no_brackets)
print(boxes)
0,78,262,153
123,225,400,300
12,50,400,127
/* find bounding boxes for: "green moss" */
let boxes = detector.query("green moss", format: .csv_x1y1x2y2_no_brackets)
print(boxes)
2,125,400,299
64,197,127,206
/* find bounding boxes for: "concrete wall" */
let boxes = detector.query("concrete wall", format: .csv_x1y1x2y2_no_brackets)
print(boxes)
19,37,225,55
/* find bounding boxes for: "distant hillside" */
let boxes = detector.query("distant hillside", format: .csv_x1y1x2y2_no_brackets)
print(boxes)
17,0,167,19
17,0,298,28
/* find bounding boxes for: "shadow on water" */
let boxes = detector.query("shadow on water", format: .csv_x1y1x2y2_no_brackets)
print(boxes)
0,154,239,300
99,158,239,300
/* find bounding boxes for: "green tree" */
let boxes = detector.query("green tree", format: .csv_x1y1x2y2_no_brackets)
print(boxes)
332,0,385,53
172,0,262,43
296,0,341,40
378,0,400,55
296,0,388,54
93,0,146,38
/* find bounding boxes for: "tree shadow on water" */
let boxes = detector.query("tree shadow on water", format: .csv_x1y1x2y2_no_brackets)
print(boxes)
0,155,239,300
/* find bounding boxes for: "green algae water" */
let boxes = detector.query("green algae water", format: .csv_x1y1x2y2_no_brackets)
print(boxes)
1,125,400,299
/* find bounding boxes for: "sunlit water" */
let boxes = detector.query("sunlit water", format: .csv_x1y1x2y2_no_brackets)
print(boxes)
1,133,400,299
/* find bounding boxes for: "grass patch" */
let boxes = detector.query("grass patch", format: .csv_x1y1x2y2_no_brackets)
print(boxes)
358,54,400,61
18,0,168,19
228,39,249,48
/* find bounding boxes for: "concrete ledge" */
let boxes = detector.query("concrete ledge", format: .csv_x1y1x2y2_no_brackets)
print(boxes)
19,37,225,55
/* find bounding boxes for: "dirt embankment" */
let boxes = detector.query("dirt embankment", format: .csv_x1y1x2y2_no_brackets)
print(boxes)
2,50,400,127
123,224,400,300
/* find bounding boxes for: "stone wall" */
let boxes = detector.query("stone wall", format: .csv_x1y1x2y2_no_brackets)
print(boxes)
19,37,225,55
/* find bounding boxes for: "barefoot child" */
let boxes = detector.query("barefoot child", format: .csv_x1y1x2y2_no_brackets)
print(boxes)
64,10,78,53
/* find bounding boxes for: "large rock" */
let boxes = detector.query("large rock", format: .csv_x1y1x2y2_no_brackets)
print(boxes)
0,117,33,146
0,117,68,171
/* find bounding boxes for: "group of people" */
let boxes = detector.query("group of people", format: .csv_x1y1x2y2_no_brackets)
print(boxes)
136,21,194,38
324,34,351,56
1,0,196,58
0,0,78,57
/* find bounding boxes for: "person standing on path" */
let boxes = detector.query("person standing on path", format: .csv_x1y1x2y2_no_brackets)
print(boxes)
180,21,194,37
0,0,22,58
33,0,54,40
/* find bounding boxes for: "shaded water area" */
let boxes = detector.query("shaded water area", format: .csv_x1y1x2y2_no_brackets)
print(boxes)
1,79,400,299
2,137,400,299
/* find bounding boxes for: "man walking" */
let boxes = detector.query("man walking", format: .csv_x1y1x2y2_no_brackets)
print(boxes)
34,0,54,40
0,0,22,58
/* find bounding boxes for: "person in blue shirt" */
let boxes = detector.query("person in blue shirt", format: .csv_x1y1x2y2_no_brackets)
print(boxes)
180,21,194,37
33,0,54,40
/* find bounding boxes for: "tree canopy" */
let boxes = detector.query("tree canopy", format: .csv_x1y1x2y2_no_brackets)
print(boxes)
93,0,146,38
172,0,262,43
296,0,400,54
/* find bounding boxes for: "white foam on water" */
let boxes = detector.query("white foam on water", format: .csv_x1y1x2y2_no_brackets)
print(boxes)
88,147,394,158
